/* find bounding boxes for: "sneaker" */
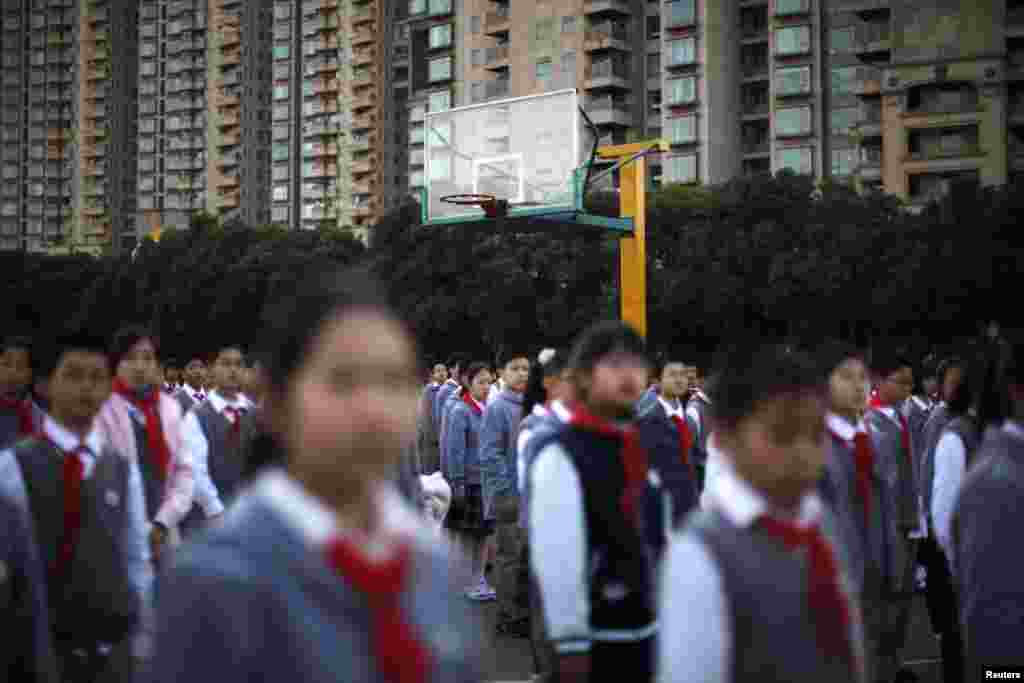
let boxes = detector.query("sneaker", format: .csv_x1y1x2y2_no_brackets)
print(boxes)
465,579,497,602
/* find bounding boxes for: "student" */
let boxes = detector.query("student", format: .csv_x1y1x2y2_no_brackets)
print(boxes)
917,357,963,542
0,449,59,683
147,266,483,683
173,356,207,413
95,326,195,564
953,339,1024,671
179,344,255,533
864,350,917,683
686,364,714,489
529,322,656,683
659,344,864,683
161,362,181,396
637,356,700,562
0,335,44,449
417,363,448,475
480,350,530,637
443,361,495,602
434,354,468,438
487,365,505,406
438,366,467,502
1,332,148,682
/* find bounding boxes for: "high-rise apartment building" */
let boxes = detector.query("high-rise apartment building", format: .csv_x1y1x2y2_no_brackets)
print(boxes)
1,0,137,254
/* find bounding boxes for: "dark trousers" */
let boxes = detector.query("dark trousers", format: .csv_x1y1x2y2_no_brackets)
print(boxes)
920,536,964,683
494,494,528,624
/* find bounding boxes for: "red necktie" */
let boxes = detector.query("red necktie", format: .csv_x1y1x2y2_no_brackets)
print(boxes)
461,391,483,416
759,515,856,672
113,378,172,480
53,446,88,580
669,414,698,485
326,537,433,683
223,406,246,444
0,396,35,437
568,402,648,527
851,432,875,528
896,413,911,468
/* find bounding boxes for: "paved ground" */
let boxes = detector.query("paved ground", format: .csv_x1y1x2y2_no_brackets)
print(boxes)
472,594,945,683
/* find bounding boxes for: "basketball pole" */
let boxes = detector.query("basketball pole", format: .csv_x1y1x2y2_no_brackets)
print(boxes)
597,141,666,340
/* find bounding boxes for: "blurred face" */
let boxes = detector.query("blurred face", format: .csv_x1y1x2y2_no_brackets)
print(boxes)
659,362,690,401
47,350,112,432
468,369,493,402
877,366,913,405
164,367,181,386
579,352,649,420
941,366,963,403
116,338,159,390
183,359,206,389
719,393,826,511
543,369,573,404
0,347,33,398
685,366,698,387
281,310,418,495
431,364,448,384
829,357,868,419
210,348,245,397
503,357,530,393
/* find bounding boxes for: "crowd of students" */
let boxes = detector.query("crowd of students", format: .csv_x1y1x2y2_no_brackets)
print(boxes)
1,263,1022,683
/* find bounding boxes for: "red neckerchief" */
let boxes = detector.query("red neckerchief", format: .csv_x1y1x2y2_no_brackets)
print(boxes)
326,537,433,683
669,415,698,485
870,401,911,467
0,395,35,437
222,404,247,445
113,378,172,480
828,427,874,529
461,390,483,416
36,433,88,581
758,515,856,673
567,402,648,527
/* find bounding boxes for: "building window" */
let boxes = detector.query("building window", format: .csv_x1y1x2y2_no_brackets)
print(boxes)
471,48,482,66
667,115,696,144
429,153,452,180
830,27,855,53
668,38,696,66
471,81,484,102
666,155,697,183
830,107,859,134
428,89,451,111
561,50,576,76
272,143,289,161
647,53,661,76
562,16,576,33
831,148,857,176
647,15,661,40
410,126,425,144
666,0,696,27
471,15,480,33
409,0,426,14
830,66,859,94
429,57,452,82
273,85,288,100
430,24,452,49
667,77,697,105
775,25,810,56
775,66,811,96
273,104,289,120
775,0,810,15
428,0,451,15
776,147,813,174
272,184,288,201
273,45,289,59
775,106,811,136
273,124,289,141
274,4,291,20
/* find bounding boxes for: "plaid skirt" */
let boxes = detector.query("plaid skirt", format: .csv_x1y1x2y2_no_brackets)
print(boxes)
447,484,495,536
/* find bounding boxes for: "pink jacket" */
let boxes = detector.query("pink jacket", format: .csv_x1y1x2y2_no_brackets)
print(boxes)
96,392,195,530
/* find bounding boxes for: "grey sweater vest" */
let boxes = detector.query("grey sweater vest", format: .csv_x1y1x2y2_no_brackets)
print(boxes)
183,403,253,530
918,405,952,532
11,438,139,648
865,409,917,532
689,508,865,683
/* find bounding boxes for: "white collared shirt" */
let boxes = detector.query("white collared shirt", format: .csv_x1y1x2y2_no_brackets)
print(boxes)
182,384,205,403
41,415,103,478
661,459,826,683
826,413,863,443
657,395,686,420
180,390,253,517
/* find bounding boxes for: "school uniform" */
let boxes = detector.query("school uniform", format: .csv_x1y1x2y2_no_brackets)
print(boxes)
864,403,918,683
635,385,659,416
917,403,951,540
433,379,460,440
0,395,45,450
953,421,1024,670
442,393,490,537
487,379,505,407
179,391,255,533
437,387,463,491
0,450,59,683
172,384,206,415
528,404,657,682
147,470,484,683
417,383,443,475
1,417,149,681
686,390,713,486
659,461,865,683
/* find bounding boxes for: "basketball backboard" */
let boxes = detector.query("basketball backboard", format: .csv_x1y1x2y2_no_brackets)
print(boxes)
423,89,595,224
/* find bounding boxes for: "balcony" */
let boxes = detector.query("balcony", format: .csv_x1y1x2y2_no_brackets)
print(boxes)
586,96,632,126
485,45,510,70
353,47,375,66
584,25,631,53
90,47,111,63
220,92,241,108
82,144,107,159
353,94,376,111
86,65,111,81
352,155,376,174
167,38,205,55
352,113,377,130
167,0,194,17
217,173,240,188
84,104,107,120
168,135,205,152
221,131,241,147
352,134,373,151
221,28,241,48
484,7,510,36
167,96,205,113
485,79,511,100
353,28,374,45
584,62,631,91
583,0,632,16
219,109,240,128
221,190,240,208
353,6,374,25
352,70,373,88
304,142,339,158
315,77,341,95
304,118,342,136
832,0,890,19
305,163,338,179
222,50,241,66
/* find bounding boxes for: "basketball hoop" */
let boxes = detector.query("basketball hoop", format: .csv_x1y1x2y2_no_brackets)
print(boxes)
440,193,505,218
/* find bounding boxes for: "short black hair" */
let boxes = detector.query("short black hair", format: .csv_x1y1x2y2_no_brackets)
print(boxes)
0,335,35,371
461,361,491,388
869,348,913,378
712,344,821,431
498,350,531,368
38,330,110,380
259,264,393,392
109,325,157,369
815,338,864,380
446,353,471,372
568,320,646,376
654,354,688,380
